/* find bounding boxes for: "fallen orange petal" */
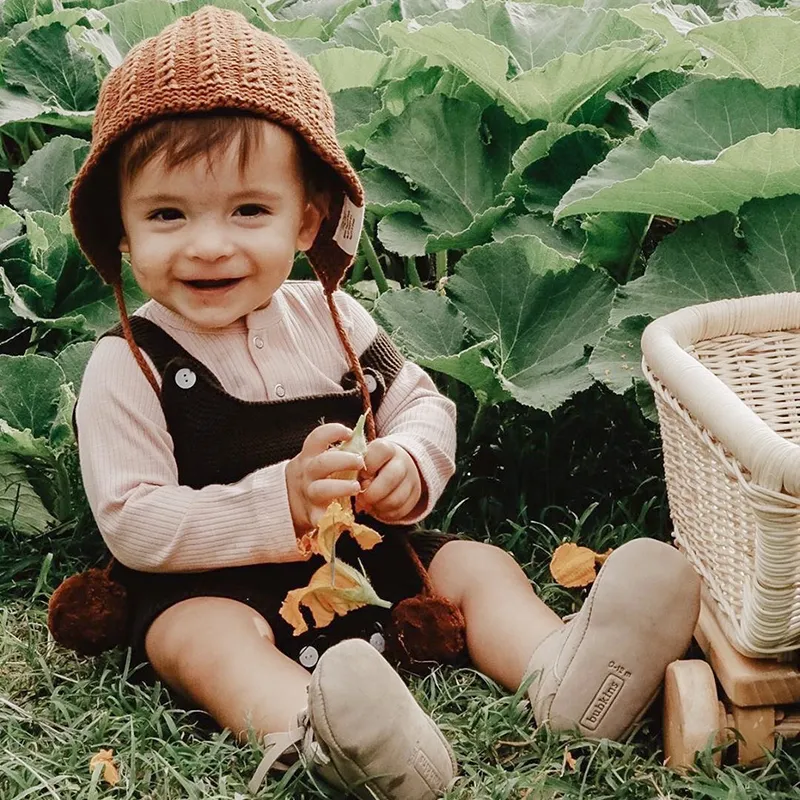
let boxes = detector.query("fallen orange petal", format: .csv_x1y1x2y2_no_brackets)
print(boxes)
89,748,120,786
550,543,598,588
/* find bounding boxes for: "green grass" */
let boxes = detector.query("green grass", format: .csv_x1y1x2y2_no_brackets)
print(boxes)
2,507,800,799
2,391,800,798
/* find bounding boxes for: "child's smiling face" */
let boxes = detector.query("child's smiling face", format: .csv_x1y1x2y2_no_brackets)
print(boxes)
118,119,324,329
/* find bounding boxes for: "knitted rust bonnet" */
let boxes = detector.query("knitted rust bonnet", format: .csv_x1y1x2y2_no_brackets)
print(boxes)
71,5,364,297
53,6,466,668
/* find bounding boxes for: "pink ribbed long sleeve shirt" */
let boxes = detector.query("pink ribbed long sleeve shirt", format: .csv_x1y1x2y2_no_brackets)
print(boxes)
76,281,457,574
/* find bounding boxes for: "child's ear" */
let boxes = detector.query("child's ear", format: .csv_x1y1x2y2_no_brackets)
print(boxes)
295,193,329,252
119,234,130,254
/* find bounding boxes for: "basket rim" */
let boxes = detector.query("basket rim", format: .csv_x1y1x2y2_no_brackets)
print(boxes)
641,292,800,495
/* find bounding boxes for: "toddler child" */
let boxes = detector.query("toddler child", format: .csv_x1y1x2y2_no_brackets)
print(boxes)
64,7,701,799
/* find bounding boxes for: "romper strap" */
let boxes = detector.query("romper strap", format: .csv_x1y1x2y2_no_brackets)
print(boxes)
101,317,199,378
360,329,406,389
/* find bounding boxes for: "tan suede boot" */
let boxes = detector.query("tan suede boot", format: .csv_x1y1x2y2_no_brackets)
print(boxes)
525,538,700,740
250,638,456,799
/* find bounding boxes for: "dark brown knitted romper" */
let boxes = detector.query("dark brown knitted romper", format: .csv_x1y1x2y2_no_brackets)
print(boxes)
100,317,456,670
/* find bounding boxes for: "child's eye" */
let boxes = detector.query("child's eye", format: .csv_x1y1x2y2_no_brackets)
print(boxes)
236,204,269,217
149,208,183,222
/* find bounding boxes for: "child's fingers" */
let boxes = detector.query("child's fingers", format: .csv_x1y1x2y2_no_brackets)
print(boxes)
306,478,361,506
362,439,396,476
373,481,418,518
302,423,353,457
359,458,406,507
308,450,364,480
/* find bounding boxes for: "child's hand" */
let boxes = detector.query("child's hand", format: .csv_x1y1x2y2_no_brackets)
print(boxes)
356,439,423,522
286,423,365,535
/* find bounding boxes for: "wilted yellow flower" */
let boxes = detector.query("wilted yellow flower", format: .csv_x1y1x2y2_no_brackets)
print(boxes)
280,560,391,636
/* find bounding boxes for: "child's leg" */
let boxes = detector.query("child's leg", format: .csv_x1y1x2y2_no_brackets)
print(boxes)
144,596,310,737
146,597,455,800
426,540,563,691
427,539,699,740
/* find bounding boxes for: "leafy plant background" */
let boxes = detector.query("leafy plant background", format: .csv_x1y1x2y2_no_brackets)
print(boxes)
1,0,798,538
2,0,800,794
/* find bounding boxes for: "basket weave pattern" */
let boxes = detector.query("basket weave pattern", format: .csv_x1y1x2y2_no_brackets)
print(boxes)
642,299,800,658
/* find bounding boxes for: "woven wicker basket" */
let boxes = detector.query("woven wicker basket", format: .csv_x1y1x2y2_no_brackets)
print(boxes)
641,293,800,659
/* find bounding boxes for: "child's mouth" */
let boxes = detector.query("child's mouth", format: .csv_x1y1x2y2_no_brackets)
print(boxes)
184,278,241,290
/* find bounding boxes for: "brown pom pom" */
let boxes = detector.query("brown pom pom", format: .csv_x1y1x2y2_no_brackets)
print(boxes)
47,568,129,655
388,593,466,674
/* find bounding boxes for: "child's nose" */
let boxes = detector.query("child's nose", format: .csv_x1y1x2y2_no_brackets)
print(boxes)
184,222,236,262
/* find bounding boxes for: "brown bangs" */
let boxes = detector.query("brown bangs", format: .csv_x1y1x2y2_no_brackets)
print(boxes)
118,111,337,200
120,113,266,183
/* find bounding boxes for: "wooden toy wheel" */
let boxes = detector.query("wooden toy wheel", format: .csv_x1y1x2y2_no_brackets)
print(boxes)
663,660,725,769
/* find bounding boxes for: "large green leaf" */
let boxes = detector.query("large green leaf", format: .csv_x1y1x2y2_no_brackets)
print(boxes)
332,86,383,142
0,354,65,437
588,314,649,393
0,210,144,334
0,451,54,533
492,212,584,260
559,128,800,221
9,135,89,214
364,94,510,254
309,46,388,92
1,261,57,323
372,287,506,403
580,211,651,281
2,0,54,28
308,46,424,93
8,8,99,41
76,25,122,68
101,0,176,54
376,202,511,256
49,380,76,451
617,1,702,75
374,235,617,409
267,16,326,40
0,206,23,244
504,123,614,213
492,219,581,272
0,419,52,462
55,341,94,394
610,213,752,325
689,17,800,88
380,19,657,122
55,260,146,335
3,23,99,111
276,0,361,24
399,0,468,16
594,195,800,394
101,0,266,55
446,236,616,411
416,2,647,71
0,87,93,130
556,79,800,220
360,167,421,216
332,0,399,51
614,68,693,114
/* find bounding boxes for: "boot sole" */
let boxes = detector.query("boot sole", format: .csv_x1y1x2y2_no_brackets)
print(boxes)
545,539,700,740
